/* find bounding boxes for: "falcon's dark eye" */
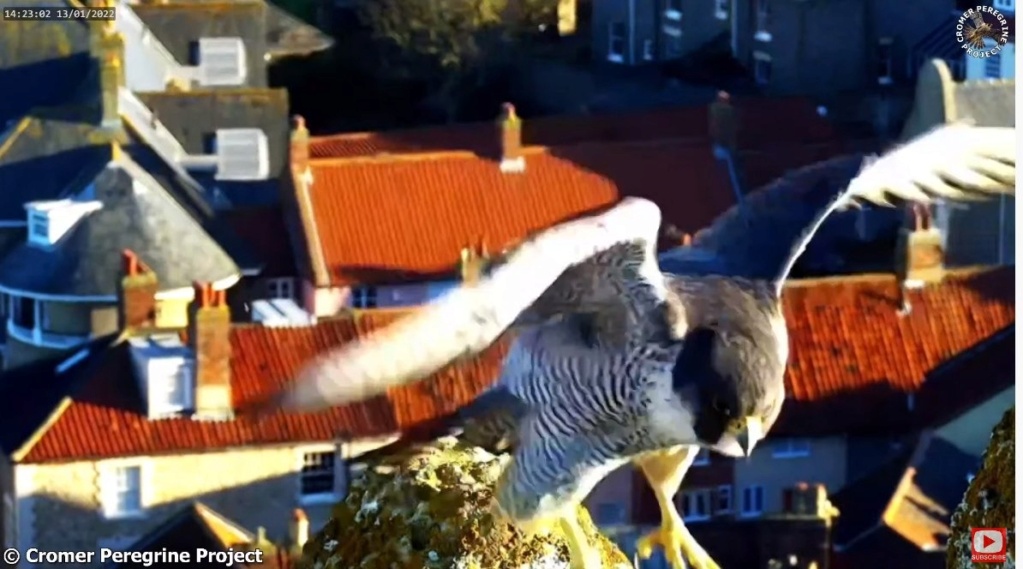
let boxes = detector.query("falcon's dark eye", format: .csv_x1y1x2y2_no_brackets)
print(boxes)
711,397,731,416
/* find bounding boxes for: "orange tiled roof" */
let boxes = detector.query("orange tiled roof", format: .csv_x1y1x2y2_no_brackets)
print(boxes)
14,268,1011,462
776,266,1014,436
307,141,737,286
308,97,839,159
21,310,507,463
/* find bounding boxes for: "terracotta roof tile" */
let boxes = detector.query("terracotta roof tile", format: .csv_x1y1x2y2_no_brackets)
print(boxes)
307,141,736,286
307,97,838,159
776,267,1014,436
14,268,1011,462
22,311,506,463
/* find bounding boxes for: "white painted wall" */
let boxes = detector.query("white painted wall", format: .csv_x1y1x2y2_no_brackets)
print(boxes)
965,42,1016,80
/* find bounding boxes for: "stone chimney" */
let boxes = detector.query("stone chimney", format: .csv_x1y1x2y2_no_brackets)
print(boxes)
188,282,233,419
708,91,737,152
291,115,314,186
497,103,525,173
118,250,158,330
895,203,944,286
89,0,124,129
289,509,309,549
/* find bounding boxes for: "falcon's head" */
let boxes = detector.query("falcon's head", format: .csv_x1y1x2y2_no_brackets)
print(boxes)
671,325,787,459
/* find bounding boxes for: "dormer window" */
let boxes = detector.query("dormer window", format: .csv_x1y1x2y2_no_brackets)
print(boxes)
198,37,247,86
24,199,103,247
129,335,195,418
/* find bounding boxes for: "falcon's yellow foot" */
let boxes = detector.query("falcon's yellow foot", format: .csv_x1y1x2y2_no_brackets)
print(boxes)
636,519,720,569
559,513,603,569
488,500,556,538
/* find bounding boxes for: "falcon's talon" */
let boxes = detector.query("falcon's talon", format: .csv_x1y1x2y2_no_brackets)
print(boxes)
559,513,603,569
636,521,721,569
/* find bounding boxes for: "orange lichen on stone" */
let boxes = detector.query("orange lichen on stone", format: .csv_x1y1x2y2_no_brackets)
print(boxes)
947,407,1015,569
297,438,630,569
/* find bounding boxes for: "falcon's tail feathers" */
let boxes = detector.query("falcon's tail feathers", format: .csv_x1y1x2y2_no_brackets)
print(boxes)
278,197,664,412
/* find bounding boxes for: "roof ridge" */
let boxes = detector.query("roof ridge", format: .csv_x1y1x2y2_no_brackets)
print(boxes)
783,265,1006,288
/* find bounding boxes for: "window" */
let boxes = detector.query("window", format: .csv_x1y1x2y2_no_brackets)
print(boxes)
665,0,682,20
691,448,710,466
351,287,378,309
753,52,772,84
608,22,626,63
877,38,893,84
3,494,16,549
300,450,338,501
993,0,1014,11
663,26,682,57
10,297,34,330
102,464,144,518
595,503,626,525
642,39,655,61
681,489,710,521
985,52,1002,78
754,0,770,41
741,485,764,517
154,360,190,413
715,486,732,514
266,278,295,300
772,438,811,458
28,211,49,246
714,0,728,20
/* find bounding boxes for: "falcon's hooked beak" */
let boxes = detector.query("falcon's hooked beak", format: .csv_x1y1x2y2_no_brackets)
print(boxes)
735,416,763,457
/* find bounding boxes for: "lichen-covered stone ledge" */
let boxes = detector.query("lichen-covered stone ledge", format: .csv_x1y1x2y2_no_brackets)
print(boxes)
297,437,632,569
947,407,1015,569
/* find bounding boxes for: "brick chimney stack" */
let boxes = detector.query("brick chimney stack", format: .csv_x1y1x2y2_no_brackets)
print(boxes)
291,115,314,186
89,0,124,129
289,509,309,549
895,203,945,286
188,282,233,419
118,250,158,330
497,103,525,173
709,91,737,152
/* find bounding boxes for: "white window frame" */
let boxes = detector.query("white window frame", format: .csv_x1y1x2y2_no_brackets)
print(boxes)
741,485,764,517
681,489,711,522
3,494,16,549
664,0,682,21
297,446,342,505
351,286,378,309
753,51,772,85
714,0,729,20
266,277,295,300
877,37,893,85
772,438,811,459
691,448,710,466
151,359,191,415
715,485,732,515
642,39,655,61
607,22,626,63
99,459,152,520
27,211,49,246
754,0,771,41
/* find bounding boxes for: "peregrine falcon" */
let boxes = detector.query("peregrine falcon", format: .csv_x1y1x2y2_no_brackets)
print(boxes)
257,123,1015,569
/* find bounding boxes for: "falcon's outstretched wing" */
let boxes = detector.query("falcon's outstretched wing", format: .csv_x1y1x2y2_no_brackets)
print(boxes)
663,123,1015,295
272,197,668,412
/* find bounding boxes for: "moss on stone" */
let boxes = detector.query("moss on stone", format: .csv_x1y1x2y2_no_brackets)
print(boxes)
946,407,1015,569
298,437,631,569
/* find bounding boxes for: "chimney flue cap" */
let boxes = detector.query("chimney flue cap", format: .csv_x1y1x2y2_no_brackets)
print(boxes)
500,102,519,122
293,508,307,522
716,91,731,102
293,115,306,130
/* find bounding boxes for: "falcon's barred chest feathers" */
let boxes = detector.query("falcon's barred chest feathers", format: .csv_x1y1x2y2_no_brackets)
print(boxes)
257,122,1015,569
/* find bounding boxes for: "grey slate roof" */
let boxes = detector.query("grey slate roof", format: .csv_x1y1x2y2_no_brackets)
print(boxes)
0,0,93,125
0,146,240,297
0,105,119,221
131,1,269,88
136,89,290,208
953,80,1015,127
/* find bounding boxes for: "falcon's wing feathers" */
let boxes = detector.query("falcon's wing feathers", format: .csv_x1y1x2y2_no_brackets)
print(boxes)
277,197,667,412
679,123,1015,294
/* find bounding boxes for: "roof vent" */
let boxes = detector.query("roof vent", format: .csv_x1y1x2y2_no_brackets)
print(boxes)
24,199,103,247
214,128,270,181
198,37,247,86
